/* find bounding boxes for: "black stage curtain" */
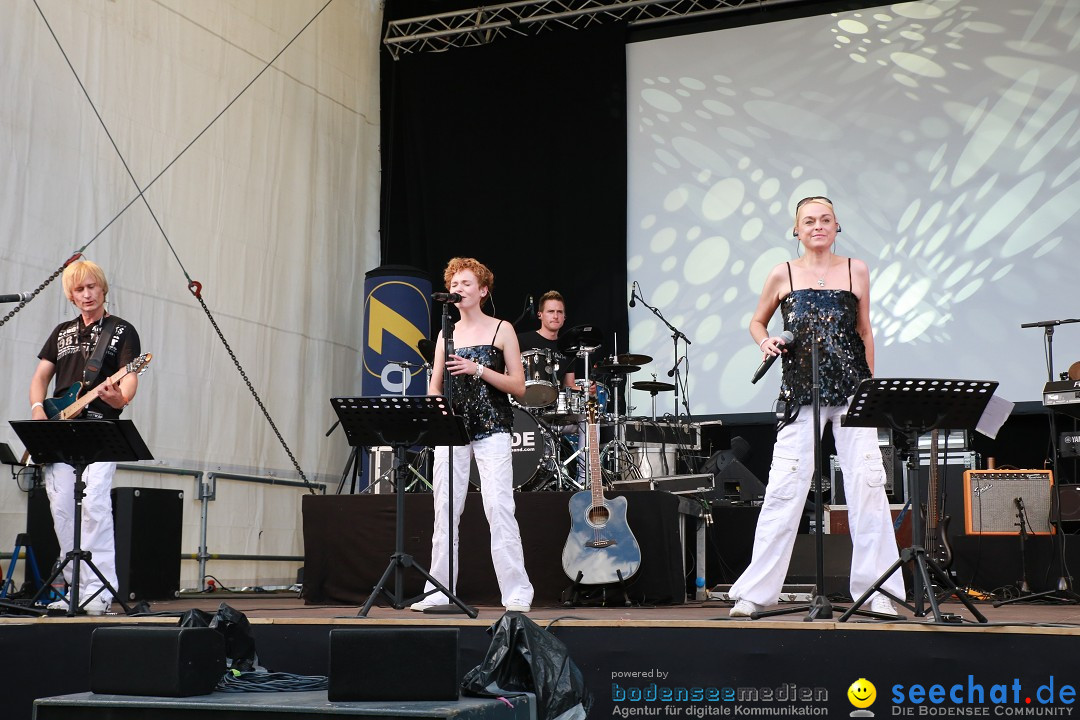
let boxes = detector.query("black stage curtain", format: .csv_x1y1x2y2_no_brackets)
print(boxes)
302,491,686,607
379,21,629,357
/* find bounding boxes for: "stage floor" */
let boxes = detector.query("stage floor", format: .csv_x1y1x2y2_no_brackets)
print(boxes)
6,589,1080,626
7,592,1080,720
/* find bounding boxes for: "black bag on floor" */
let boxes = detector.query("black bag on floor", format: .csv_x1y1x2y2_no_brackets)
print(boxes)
461,611,592,720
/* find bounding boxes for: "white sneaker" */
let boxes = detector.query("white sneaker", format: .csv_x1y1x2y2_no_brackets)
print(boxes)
870,595,898,616
84,596,112,616
729,599,762,618
46,598,69,612
505,603,531,613
409,599,447,612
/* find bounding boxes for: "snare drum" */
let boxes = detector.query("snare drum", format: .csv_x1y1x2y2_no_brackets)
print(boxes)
519,348,559,408
469,407,557,490
547,383,610,423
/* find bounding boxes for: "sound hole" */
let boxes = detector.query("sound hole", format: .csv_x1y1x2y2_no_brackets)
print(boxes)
587,504,610,527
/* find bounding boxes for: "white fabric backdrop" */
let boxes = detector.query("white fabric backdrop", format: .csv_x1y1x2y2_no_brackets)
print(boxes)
0,0,381,587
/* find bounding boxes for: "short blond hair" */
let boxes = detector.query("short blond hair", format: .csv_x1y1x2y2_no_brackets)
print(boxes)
793,196,837,234
61,260,108,303
538,290,564,310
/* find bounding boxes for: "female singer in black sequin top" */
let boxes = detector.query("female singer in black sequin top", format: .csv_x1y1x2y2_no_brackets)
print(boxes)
412,257,535,613
728,197,905,618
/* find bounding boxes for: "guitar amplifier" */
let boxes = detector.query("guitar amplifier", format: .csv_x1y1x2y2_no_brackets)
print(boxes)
963,470,1055,535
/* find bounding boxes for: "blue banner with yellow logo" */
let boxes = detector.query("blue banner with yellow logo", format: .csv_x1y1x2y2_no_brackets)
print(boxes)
362,266,432,398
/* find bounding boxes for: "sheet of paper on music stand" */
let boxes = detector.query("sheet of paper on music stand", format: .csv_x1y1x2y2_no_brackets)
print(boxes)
976,393,1013,439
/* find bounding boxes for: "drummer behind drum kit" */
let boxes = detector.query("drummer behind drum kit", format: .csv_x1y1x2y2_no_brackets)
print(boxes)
478,324,679,491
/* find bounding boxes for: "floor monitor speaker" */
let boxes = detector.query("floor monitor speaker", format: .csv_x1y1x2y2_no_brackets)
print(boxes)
90,626,225,696
329,627,459,701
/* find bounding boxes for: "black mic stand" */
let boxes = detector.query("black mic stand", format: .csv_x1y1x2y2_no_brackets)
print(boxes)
749,334,879,621
996,319,1080,605
421,303,473,615
631,287,691,422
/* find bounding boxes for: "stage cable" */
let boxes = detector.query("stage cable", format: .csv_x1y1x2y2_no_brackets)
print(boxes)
20,0,341,491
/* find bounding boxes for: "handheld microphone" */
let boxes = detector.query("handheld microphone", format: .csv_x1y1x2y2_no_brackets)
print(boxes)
0,291,32,303
628,281,637,308
751,331,794,384
432,292,462,303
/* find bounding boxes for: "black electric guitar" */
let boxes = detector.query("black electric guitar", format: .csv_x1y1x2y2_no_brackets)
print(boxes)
43,353,153,420
561,399,642,585
925,429,954,570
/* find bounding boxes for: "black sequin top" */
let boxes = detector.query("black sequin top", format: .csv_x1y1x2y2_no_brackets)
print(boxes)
450,335,514,442
779,261,871,407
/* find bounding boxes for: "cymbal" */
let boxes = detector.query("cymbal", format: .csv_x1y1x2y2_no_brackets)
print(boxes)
557,324,602,354
616,353,652,366
632,380,675,393
595,363,640,374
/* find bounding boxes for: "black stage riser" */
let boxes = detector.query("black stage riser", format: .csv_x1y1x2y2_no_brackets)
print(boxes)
302,492,687,607
10,622,1079,720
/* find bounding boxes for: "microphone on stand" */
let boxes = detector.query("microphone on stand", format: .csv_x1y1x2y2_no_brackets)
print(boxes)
667,356,683,377
432,292,462,303
628,281,637,308
0,291,33,303
751,331,794,384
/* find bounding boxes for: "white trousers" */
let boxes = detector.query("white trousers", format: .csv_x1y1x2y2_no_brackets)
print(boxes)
422,433,534,607
44,462,118,603
729,401,905,606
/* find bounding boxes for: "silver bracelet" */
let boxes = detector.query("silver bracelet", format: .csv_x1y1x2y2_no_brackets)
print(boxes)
475,364,485,379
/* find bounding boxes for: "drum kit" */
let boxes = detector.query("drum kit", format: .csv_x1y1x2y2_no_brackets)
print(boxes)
497,325,676,491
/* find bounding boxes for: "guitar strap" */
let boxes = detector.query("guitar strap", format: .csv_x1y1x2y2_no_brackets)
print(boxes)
83,315,118,387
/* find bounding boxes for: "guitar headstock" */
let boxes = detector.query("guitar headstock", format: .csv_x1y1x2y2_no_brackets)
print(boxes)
587,396,599,425
128,353,153,376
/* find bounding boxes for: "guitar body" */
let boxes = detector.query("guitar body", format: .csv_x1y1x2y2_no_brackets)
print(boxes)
43,382,84,420
561,398,642,585
932,514,954,570
561,490,642,585
41,354,153,421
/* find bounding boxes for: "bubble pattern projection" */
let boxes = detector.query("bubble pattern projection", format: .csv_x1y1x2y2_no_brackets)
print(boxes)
627,0,1080,415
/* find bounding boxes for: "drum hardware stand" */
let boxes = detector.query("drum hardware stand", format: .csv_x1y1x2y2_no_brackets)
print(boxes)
330,396,475,618
837,378,999,623
11,419,152,617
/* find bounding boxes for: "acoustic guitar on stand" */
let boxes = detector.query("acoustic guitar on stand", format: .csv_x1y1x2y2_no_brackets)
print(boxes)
43,354,153,420
561,398,642,585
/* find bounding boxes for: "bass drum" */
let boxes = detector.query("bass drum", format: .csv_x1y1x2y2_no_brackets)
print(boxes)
470,407,558,491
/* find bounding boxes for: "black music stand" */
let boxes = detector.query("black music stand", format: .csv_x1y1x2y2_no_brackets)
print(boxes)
10,419,152,617
837,379,995,623
329,396,475,618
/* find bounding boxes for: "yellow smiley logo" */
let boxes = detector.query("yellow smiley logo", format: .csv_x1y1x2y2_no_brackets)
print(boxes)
848,678,876,709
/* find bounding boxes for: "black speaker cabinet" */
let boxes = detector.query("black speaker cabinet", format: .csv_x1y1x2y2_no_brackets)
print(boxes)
90,627,225,696
963,470,1055,535
25,484,59,587
329,627,459,701
111,487,183,600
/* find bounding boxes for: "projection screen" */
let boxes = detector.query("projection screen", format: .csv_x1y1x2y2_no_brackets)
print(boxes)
626,0,1080,418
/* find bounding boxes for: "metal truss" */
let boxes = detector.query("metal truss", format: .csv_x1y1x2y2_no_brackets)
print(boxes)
383,0,799,59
